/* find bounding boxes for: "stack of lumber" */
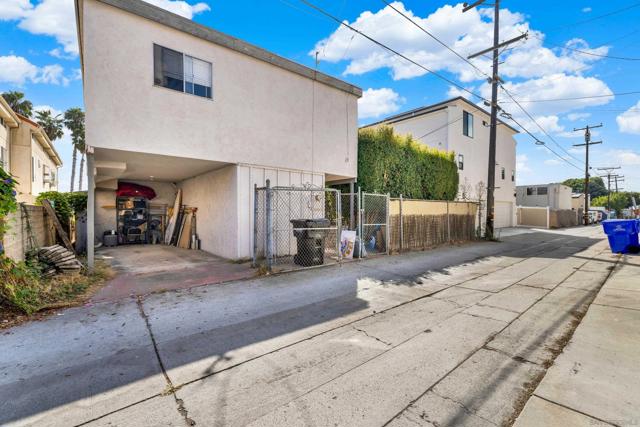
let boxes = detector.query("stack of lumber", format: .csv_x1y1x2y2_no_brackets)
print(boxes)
168,206,199,249
38,245,83,275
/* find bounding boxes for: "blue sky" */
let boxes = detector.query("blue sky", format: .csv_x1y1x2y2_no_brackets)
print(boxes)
1,0,640,191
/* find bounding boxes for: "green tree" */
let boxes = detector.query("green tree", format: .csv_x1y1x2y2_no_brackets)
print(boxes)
592,192,630,214
562,177,608,198
63,108,85,192
35,109,64,142
1,91,33,117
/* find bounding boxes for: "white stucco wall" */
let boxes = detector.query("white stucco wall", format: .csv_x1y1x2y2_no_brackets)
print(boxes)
81,0,358,180
517,184,572,210
178,165,239,259
386,109,449,151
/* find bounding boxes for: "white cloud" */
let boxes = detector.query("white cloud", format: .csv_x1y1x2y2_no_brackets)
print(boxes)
617,101,640,135
311,2,608,82
18,0,79,56
34,104,63,117
567,112,591,121
0,0,32,20
0,55,69,86
582,7,592,13
358,87,404,119
4,0,210,59
143,0,210,18
0,55,38,84
516,154,532,173
544,158,562,166
608,149,640,166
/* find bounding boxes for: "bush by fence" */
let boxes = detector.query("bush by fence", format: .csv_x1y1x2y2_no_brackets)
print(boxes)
358,126,459,200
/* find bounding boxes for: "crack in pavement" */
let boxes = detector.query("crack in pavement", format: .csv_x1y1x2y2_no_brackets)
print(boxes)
353,326,393,347
430,390,499,426
136,297,196,427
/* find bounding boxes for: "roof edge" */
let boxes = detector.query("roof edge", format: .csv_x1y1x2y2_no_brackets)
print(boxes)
0,96,21,127
16,114,63,167
361,96,520,134
88,0,362,97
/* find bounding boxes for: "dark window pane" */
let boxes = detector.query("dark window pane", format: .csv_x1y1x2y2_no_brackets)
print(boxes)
154,44,183,92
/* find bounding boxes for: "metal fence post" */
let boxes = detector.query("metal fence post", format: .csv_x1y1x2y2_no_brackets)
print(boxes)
336,190,342,262
358,186,362,258
265,179,273,272
252,183,258,267
399,194,404,253
386,193,390,255
447,200,451,242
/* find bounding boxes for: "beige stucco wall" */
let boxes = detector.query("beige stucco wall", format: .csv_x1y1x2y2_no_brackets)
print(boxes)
30,135,59,197
0,120,9,170
389,109,449,151
82,0,358,180
517,206,549,228
389,199,477,217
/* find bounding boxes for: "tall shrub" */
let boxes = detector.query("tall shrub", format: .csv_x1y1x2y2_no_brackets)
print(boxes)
358,126,459,200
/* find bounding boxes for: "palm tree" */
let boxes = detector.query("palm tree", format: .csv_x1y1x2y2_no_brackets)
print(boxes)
1,91,33,117
64,108,85,192
35,110,64,142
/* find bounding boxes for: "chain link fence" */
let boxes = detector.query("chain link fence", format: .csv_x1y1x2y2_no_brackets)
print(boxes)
361,192,390,255
253,181,340,271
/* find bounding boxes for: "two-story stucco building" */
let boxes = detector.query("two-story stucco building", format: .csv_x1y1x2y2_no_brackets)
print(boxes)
1,97,62,203
363,97,518,229
516,183,573,210
75,0,361,266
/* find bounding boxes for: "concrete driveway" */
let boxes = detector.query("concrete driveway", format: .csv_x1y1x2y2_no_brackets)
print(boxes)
1,226,629,426
93,245,255,302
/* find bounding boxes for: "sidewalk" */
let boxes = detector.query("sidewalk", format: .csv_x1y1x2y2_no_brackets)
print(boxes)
514,253,640,427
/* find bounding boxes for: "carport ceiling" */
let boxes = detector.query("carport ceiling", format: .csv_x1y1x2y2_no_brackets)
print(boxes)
94,147,230,182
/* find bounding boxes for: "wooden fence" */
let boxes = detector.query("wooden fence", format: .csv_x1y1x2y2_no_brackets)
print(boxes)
388,199,478,253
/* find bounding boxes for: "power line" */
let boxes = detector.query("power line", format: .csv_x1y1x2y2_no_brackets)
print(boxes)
528,33,640,61
500,90,640,103
296,0,486,101
380,0,583,169
546,2,640,32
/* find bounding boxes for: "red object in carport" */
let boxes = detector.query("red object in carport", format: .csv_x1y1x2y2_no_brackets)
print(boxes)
116,182,157,199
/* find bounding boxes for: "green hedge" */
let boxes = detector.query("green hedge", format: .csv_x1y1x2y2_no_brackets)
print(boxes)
358,126,459,200
35,191,87,227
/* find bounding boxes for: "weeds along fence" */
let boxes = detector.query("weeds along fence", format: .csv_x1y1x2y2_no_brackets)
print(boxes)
389,197,478,252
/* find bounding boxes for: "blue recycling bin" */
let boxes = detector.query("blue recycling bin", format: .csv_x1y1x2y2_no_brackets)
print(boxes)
602,219,640,254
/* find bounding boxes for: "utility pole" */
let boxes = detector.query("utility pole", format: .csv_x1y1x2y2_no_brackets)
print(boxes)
614,175,624,193
597,167,621,213
573,124,603,225
463,0,527,239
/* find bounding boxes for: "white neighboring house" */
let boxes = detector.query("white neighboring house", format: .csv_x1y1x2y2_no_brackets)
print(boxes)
75,0,361,264
516,183,572,210
363,97,518,229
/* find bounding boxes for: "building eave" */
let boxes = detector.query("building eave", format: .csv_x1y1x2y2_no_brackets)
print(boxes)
75,0,362,98
361,96,520,134
16,114,64,167
0,96,21,128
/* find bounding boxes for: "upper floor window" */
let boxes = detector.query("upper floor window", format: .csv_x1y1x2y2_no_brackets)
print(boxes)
0,117,4,127
463,110,474,138
501,167,505,180
511,170,515,182
153,44,212,99
458,154,464,170
537,186,548,195
0,146,6,169
526,187,535,196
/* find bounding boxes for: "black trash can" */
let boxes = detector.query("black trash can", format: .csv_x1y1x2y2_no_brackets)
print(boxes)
290,218,331,266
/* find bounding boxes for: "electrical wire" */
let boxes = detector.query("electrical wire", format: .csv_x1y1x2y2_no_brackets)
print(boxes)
528,32,640,61
500,90,640,103
296,0,486,101
545,2,640,32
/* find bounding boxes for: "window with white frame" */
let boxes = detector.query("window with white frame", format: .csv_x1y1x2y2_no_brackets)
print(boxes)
458,154,464,170
154,44,212,99
463,111,474,138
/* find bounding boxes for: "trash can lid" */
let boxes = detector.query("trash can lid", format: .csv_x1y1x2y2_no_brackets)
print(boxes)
602,219,639,234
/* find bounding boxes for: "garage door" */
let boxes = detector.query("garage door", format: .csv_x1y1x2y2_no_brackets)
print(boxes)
494,201,513,229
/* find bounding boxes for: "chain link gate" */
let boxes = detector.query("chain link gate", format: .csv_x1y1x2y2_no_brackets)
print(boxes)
253,182,389,271
361,192,390,256
253,181,341,271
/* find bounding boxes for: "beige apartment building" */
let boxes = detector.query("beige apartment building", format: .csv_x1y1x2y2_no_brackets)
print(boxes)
0,97,62,203
75,0,361,266
363,97,518,229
